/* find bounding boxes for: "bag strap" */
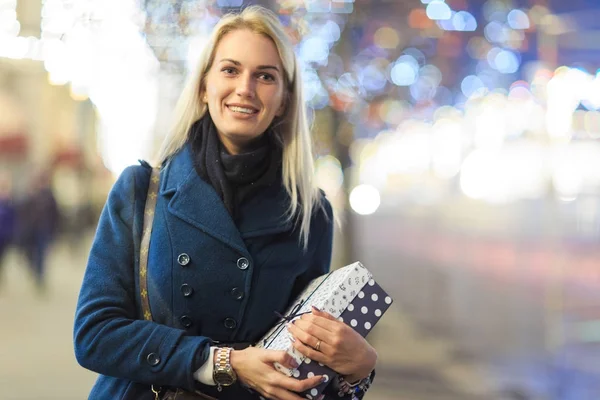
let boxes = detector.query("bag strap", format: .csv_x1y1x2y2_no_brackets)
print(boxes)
140,167,160,321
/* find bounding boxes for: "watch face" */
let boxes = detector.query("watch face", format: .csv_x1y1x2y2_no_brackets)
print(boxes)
214,370,236,386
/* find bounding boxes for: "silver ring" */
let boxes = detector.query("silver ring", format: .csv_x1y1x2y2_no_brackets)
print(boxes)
315,340,321,351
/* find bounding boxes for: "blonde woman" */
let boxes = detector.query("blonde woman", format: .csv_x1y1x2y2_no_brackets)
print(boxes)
74,6,376,400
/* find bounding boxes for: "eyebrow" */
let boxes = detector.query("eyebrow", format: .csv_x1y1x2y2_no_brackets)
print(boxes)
219,58,280,73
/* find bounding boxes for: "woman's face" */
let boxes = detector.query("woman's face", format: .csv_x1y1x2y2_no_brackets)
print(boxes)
202,29,286,154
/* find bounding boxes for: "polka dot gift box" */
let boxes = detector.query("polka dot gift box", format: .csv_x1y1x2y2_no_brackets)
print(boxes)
255,262,393,399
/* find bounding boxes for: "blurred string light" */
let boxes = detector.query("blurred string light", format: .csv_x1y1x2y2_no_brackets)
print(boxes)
437,11,477,32
461,75,486,97
426,1,452,21
0,0,160,175
373,26,400,49
349,184,381,215
315,155,344,197
507,9,530,30
487,47,520,74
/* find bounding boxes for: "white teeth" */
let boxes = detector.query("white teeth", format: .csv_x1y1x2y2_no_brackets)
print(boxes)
229,106,255,114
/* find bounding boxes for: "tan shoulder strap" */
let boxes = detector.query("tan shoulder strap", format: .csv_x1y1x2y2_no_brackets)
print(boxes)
140,167,160,321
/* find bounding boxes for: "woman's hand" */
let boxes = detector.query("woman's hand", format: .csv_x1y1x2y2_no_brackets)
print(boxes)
230,347,324,400
287,306,377,383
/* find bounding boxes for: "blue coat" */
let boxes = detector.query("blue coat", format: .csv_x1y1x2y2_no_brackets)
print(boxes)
74,143,333,400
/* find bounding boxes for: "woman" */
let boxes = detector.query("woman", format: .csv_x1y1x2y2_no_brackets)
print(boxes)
74,6,377,400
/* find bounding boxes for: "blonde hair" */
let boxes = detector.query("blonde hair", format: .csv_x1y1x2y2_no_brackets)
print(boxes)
155,6,323,248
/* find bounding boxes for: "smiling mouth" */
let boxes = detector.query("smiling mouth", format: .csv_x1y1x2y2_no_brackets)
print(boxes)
227,105,258,115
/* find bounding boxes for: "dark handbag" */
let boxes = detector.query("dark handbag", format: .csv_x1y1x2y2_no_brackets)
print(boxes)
141,167,217,400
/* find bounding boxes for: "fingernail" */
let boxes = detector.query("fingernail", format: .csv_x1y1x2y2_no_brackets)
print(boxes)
312,306,321,312
321,375,328,382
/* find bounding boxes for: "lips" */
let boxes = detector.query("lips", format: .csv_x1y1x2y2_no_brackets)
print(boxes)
226,104,259,114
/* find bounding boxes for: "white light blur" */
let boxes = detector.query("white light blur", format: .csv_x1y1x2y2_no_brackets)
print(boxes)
493,49,520,74
460,148,500,201
460,144,545,203
546,68,590,140
582,76,600,111
426,1,452,21
507,9,531,30
431,118,463,179
461,75,486,98
454,11,477,31
319,20,341,44
315,155,345,197
420,64,443,87
472,96,508,148
349,184,381,215
390,55,419,86
217,0,243,6
298,36,330,64
410,75,438,102
484,21,509,44
387,126,431,175
186,35,210,73
359,64,387,92
552,143,600,199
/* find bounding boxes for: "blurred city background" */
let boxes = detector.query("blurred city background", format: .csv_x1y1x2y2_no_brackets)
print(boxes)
1,0,599,399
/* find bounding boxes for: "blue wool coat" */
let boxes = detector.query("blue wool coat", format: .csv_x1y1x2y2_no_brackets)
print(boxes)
74,143,334,400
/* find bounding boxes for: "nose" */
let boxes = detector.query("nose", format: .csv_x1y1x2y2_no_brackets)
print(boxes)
236,74,256,98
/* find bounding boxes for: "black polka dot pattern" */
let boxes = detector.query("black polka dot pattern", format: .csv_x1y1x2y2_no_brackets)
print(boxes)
296,279,393,399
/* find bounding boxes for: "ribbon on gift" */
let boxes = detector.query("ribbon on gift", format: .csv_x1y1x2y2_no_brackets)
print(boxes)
260,303,310,347
261,271,336,349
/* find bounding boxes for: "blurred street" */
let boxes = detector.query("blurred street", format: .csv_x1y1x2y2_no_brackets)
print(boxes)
0,231,498,400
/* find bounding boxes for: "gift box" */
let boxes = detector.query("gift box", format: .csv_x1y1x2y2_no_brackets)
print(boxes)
256,262,393,399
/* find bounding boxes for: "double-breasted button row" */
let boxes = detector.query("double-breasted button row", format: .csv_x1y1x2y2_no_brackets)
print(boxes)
237,257,250,270
224,317,237,330
180,315,193,328
181,284,193,297
177,253,190,266
231,287,244,300
146,352,160,366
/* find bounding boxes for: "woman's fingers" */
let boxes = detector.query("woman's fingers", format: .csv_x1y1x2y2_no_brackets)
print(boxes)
287,322,332,357
311,306,338,321
289,333,328,364
260,373,324,400
259,349,300,369
290,318,332,347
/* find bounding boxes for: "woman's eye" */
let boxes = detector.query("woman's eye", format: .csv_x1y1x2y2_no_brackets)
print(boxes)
259,73,275,82
222,67,237,75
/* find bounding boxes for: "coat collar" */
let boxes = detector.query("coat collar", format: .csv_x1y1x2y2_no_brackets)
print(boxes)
159,143,293,253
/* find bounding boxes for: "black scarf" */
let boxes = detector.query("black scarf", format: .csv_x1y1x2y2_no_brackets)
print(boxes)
190,114,282,220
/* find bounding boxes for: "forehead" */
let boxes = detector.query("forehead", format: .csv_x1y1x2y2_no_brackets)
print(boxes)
214,29,282,68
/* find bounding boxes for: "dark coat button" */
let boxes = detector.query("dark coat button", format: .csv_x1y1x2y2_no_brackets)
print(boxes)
236,257,249,270
224,318,237,329
181,284,193,297
180,315,193,328
146,352,160,366
177,253,190,266
231,287,244,300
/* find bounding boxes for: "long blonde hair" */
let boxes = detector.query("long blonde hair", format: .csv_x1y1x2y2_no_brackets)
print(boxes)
155,6,322,248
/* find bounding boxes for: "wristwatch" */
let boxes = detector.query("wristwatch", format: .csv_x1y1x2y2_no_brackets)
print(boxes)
213,347,237,391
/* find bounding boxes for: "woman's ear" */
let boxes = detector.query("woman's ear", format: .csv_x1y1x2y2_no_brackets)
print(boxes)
199,85,208,103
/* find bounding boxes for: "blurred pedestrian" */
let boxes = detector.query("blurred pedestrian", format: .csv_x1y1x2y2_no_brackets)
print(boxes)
18,171,60,292
0,172,16,287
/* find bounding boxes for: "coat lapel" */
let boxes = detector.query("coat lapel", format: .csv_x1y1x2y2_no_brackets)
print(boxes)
159,144,294,252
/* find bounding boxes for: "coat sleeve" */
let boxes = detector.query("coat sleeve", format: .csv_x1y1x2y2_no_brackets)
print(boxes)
73,166,211,392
